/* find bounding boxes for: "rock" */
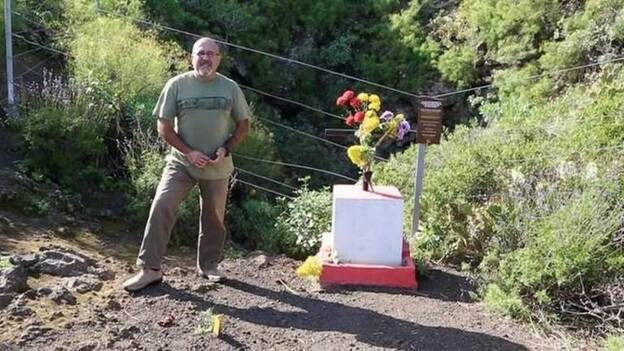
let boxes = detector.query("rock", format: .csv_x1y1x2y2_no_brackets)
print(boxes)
65,275,103,294
0,293,16,309
32,248,98,277
192,282,216,294
106,299,122,311
7,305,33,317
50,311,64,320
75,342,98,351
9,253,40,268
0,265,29,294
119,325,140,339
19,325,51,342
253,254,273,269
49,287,76,305
169,267,189,276
36,287,52,296
88,266,115,281
55,226,74,237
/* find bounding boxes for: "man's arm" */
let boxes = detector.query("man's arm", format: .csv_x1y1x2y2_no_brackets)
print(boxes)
212,119,250,162
157,118,211,168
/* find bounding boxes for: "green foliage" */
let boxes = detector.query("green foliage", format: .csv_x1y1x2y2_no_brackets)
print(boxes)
0,258,13,270
483,284,530,319
69,17,182,106
226,199,284,253
16,77,115,189
605,335,624,351
275,181,332,258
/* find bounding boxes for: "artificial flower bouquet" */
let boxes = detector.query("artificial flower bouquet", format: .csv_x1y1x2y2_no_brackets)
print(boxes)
336,90,410,190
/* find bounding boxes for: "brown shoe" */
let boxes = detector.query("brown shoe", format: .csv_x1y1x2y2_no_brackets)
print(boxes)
122,269,163,292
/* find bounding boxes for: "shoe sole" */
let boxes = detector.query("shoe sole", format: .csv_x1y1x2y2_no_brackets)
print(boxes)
123,277,163,292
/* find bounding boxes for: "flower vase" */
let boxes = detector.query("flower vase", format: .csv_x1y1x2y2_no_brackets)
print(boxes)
362,170,373,192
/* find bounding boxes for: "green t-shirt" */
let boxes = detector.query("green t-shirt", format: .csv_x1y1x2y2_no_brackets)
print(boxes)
152,71,251,179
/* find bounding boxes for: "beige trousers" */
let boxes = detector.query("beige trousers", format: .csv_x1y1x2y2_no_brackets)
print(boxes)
136,161,228,275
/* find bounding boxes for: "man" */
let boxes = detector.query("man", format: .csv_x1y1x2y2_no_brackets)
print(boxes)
123,37,251,292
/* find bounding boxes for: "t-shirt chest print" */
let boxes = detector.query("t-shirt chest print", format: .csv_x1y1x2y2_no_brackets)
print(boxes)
177,96,232,112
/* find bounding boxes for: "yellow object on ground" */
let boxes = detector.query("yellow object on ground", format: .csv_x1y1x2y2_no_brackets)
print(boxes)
296,256,322,279
212,314,224,337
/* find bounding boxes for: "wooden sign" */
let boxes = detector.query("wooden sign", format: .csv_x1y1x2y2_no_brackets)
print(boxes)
416,99,443,145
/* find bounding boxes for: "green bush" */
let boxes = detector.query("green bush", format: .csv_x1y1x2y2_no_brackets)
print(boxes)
69,17,182,106
226,199,284,253
605,335,624,351
16,77,115,189
483,283,529,319
275,181,332,258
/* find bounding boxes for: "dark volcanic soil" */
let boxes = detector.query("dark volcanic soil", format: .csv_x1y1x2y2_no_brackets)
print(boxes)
0,209,578,351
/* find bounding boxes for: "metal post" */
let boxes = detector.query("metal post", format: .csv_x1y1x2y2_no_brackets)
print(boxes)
411,143,427,236
4,0,15,112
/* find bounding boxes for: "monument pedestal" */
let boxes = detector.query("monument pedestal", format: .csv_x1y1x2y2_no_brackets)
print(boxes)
317,185,417,288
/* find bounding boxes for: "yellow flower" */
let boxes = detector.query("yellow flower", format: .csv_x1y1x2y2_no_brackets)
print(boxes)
365,110,378,119
368,102,381,111
369,94,380,104
296,256,322,279
347,145,368,167
357,93,369,102
362,116,380,134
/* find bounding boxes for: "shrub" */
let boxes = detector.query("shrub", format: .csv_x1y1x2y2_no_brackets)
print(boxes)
16,75,115,189
226,199,284,253
69,17,181,106
605,335,624,351
275,181,332,258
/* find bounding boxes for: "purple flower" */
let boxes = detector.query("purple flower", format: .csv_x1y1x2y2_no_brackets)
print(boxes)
380,111,394,121
397,120,410,140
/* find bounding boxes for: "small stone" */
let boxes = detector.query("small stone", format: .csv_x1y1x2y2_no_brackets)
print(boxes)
75,342,97,351
119,325,140,338
0,265,29,294
253,254,272,268
9,253,40,268
49,287,76,305
66,276,103,294
50,311,64,320
36,287,53,296
106,300,122,311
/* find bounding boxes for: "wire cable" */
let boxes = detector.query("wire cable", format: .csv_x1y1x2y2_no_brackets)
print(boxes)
95,7,428,99
11,33,68,56
235,166,298,191
234,153,357,182
257,116,348,151
240,83,345,121
234,178,294,199
433,55,624,98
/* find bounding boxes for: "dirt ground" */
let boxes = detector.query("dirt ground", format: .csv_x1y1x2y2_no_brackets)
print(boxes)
0,208,590,351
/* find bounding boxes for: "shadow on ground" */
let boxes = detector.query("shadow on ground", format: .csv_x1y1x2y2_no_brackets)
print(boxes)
138,278,525,351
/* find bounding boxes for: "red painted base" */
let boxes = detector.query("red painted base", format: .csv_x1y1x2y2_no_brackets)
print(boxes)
319,241,418,289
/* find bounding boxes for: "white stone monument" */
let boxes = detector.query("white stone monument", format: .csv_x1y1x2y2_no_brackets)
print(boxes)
331,184,404,266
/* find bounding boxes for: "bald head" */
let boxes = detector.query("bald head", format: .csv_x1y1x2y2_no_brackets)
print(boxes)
192,37,220,55
191,37,222,80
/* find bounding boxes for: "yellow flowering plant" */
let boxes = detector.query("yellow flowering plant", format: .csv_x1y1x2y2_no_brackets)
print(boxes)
336,90,411,189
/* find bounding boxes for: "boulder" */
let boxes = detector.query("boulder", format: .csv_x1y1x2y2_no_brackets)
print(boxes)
0,265,29,294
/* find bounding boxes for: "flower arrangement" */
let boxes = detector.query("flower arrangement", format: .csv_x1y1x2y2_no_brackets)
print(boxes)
336,90,410,189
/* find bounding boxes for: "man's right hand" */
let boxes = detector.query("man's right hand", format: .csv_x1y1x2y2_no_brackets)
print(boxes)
185,150,211,168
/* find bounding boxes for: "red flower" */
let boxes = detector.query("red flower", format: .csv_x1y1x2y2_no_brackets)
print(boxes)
349,97,361,109
336,96,349,106
345,114,355,126
342,90,355,100
353,111,365,123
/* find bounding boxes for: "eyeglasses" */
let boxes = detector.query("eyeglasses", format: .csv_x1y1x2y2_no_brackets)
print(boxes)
195,50,221,58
